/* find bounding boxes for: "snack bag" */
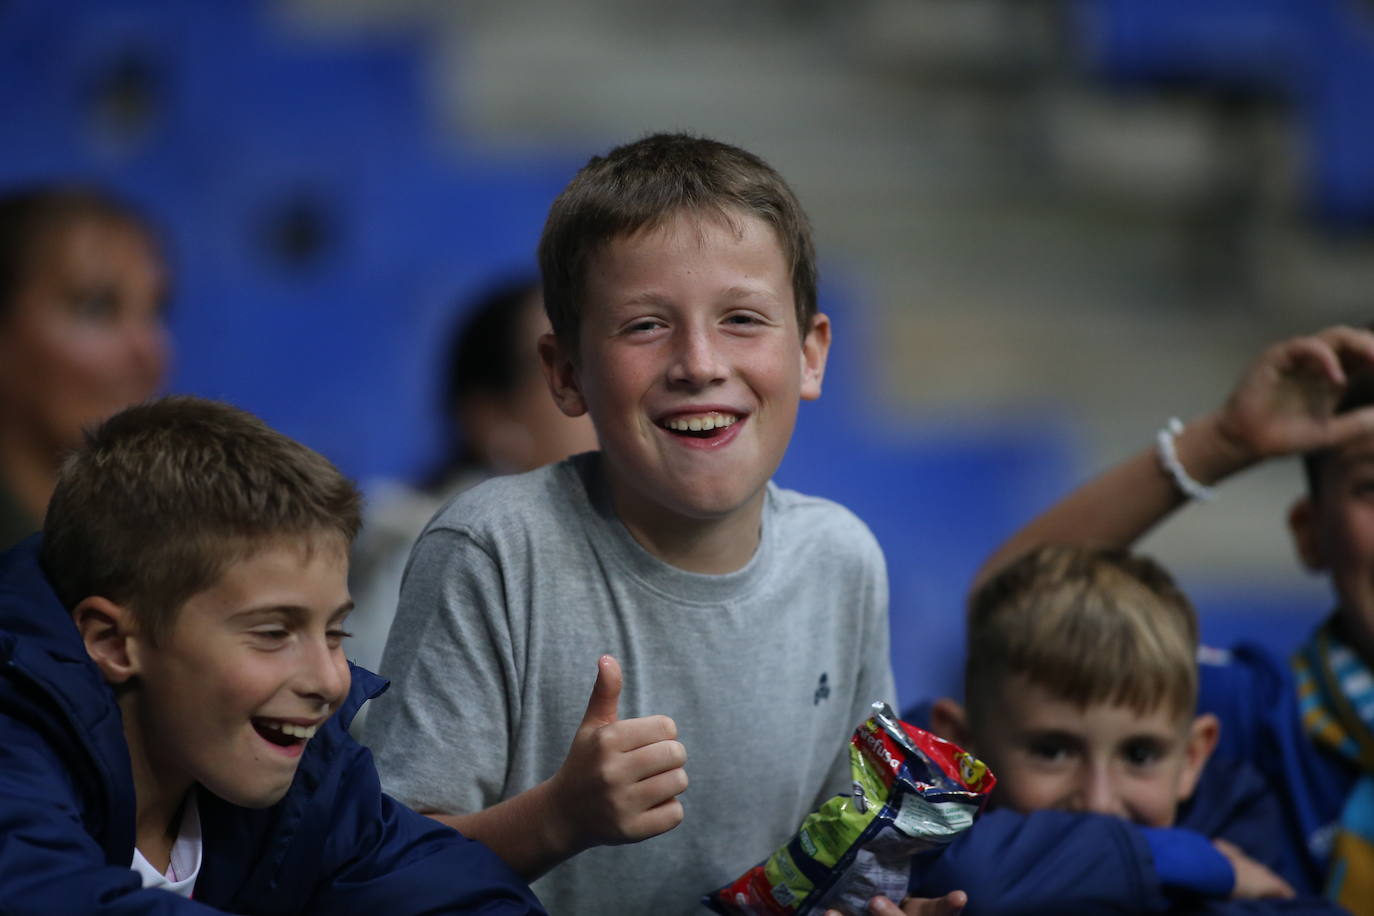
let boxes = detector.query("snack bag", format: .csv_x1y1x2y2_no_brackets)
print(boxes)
704,702,994,915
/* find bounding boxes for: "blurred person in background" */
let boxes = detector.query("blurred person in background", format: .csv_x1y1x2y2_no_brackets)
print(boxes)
349,276,597,674
0,186,170,550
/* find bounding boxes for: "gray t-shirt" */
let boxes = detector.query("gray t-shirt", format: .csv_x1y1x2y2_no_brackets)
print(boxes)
364,453,895,915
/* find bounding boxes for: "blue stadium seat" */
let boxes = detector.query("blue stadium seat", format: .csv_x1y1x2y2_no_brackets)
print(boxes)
1075,0,1303,94
1075,0,1374,229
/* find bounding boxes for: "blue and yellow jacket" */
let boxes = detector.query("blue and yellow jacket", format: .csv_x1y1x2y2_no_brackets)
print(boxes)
1195,642,1359,897
0,539,546,914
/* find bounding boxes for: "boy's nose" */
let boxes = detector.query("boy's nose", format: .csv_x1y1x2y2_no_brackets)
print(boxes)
1080,766,1128,819
297,638,350,708
668,326,726,388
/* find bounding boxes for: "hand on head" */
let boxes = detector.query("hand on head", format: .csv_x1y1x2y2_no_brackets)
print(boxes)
1213,324,1374,464
544,655,688,854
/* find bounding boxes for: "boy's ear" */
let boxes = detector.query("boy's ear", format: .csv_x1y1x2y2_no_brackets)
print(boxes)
537,331,588,418
799,313,831,402
1287,497,1327,571
73,596,143,685
1176,712,1221,803
930,697,974,750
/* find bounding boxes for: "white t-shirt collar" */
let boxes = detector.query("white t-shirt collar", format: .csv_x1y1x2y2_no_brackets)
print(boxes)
130,791,203,899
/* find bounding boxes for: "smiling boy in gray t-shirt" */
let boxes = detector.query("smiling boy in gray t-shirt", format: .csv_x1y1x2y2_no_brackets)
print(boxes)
364,133,896,914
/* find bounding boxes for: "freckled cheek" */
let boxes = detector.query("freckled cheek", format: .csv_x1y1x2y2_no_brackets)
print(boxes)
212,667,282,727
589,371,656,428
747,356,802,405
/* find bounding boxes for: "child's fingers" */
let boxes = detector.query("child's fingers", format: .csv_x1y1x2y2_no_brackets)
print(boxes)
928,890,968,915
1213,838,1295,900
1325,404,1374,445
889,891,967,916
622,796,684,841
822,892,971,916
866,896,904,915
1287,325,1374,385
1279,334,1348,386
616,737,688,782
621,764,689,812
595,714,679,752
1317,324,1374,370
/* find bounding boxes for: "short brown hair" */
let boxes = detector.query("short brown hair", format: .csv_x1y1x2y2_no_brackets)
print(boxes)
965,545,1199,726
538,132,818,355
40,396,361,642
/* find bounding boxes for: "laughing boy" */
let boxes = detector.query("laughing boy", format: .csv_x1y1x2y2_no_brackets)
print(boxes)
364,133,898,913
0,397,544,913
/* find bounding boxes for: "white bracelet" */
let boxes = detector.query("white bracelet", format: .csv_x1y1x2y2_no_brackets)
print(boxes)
1156,418,1215,502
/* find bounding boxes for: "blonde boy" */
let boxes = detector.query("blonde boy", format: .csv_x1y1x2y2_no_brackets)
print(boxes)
910,545,1337,913
977,325,1374,909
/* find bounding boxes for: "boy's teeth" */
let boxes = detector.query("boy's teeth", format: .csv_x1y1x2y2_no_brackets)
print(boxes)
262,720,318,739
665,413,737,432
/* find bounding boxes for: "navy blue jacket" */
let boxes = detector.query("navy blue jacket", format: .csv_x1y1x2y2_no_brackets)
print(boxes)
901,702,1345,915
0,539,547,914
1196,643,1359,895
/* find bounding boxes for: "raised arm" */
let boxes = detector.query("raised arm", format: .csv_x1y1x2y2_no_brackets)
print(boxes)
976,325,1374,588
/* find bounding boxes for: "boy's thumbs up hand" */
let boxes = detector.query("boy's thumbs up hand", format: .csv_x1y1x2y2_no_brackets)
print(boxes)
545,655,688,856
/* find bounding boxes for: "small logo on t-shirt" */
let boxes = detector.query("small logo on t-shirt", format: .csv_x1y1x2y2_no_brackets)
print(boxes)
813,672,830,705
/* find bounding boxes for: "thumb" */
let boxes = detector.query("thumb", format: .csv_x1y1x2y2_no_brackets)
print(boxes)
580,654,621,728
934,890,968,915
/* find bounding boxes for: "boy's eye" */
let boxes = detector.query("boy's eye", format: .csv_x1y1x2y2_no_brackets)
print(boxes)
1026,740,1072,763
624,318,665,334
1122,740,1164,767
723,311,768,328
327,629,354,648
250,628,291,643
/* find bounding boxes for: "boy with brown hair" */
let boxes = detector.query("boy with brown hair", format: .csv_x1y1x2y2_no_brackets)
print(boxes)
906,545,1342,913
0,396,544,913
364,133,899,913
978,325,1374,911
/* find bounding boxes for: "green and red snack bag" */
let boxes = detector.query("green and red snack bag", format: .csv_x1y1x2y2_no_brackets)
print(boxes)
705,702,995,916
